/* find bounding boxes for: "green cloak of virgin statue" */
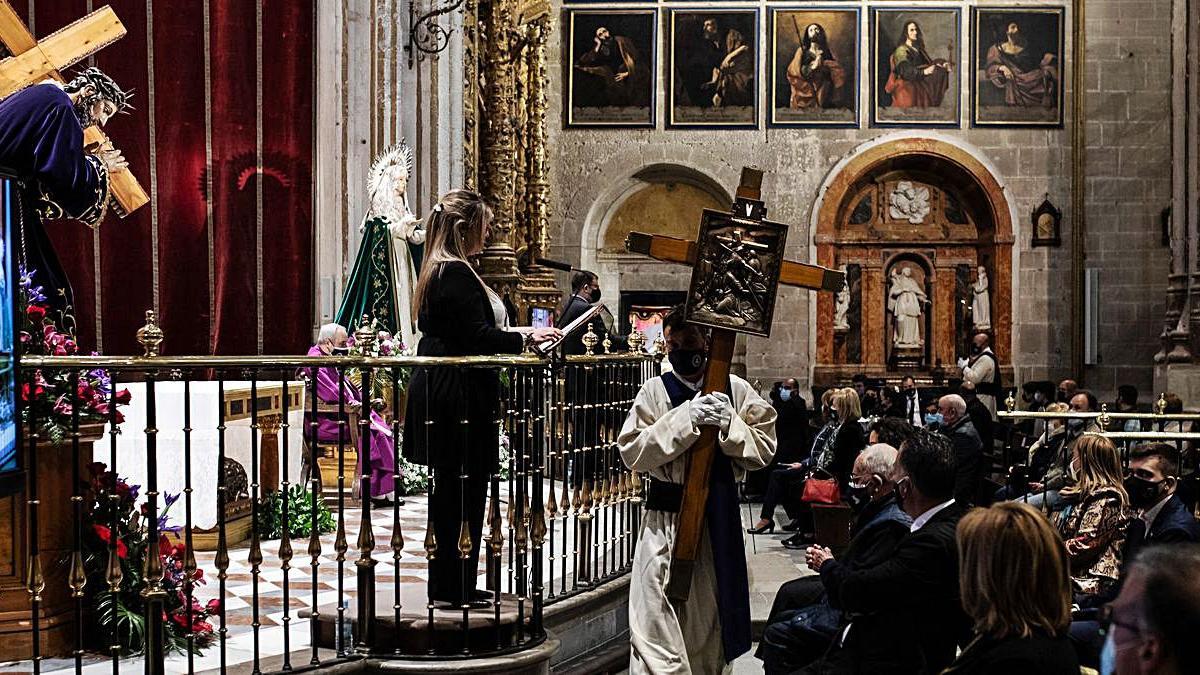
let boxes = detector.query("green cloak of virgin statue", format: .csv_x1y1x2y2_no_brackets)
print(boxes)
336,143,425,347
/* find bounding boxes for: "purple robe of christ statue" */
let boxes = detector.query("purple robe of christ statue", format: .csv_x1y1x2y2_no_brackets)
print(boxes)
0,82,111,314
305,345,397,499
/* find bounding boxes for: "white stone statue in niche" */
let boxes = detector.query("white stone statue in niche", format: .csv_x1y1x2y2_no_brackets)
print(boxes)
889,181,931,224
834,269,850,331
972,265,991,330
888,265,928,348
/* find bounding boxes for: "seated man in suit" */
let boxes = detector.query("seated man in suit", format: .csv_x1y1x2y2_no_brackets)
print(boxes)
801,429,971,674
756,443,912,674
1102,544,1200,675
1070,442,1200,667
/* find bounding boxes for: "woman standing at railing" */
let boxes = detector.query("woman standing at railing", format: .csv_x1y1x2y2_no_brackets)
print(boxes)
1051,434,1131,601
402,190,560,607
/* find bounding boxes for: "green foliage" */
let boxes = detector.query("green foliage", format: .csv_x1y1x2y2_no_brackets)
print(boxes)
255,485,336,540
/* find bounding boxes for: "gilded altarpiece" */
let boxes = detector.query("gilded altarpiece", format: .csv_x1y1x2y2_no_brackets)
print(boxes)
466,0,559,323
813,140,1014,387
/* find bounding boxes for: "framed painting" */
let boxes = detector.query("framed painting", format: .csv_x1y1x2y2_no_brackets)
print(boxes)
769,7,860,127
871,7,962,127
565,9,657,127
668,9,759,129
972,6,1065,127
685,211,788,337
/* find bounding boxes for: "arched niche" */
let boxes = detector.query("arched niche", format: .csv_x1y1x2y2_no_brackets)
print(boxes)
812,137,1014,385
600,165,729,252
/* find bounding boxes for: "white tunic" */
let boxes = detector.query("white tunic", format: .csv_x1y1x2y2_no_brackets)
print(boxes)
962,348,998,419
618,374,777,674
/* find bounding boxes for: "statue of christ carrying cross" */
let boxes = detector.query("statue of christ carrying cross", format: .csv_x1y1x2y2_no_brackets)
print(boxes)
0,67,131,316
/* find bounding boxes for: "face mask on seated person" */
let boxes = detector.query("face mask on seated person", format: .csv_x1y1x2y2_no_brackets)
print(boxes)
845,479,876,513
779,389,792,402
331,346,350,356
590,287,602,303
1066,418,1086,433
924,412,943,427
668,349,706,378
1123,475,1167,508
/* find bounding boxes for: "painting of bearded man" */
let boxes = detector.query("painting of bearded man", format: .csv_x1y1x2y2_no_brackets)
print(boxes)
770,9,859,127
973,7,1064,127
567,10,656,127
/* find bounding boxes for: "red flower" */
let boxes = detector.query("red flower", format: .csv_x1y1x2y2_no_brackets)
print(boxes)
26,305,46,322
92,524,128,559
20,382,45,402
158,534,174,558
205,598,221,614
114,481,131,498
191,620,213,635
193,568,205,583
114,388,132,405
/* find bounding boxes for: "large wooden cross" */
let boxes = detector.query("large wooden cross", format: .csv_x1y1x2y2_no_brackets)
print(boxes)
0,2,148,216
626,167,843,601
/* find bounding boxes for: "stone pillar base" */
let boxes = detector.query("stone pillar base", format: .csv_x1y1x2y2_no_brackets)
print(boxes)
1153,363,1200,407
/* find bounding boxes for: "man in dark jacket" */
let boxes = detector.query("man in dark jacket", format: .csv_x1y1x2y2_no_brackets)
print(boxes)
757,443,912,674
937,394,983,506
958,381,994,453
801,429,970,675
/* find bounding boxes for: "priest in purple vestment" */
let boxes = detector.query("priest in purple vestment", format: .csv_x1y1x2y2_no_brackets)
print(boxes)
307,323,398,504
0,67,130,316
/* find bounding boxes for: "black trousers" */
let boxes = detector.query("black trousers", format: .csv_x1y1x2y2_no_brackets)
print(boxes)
756,577,832,673
759,465,808,523
428,466,490,603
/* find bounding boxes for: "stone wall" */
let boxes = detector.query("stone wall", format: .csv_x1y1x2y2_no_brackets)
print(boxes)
545,0,1173,397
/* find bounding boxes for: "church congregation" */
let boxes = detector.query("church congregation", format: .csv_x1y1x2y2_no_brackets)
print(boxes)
3,1,1200,674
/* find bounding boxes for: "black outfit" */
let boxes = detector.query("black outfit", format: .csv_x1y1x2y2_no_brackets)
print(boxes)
403,261,523,604
757,496,911,674
943,632,1079,675
747,391,810,497
802,502,971,675
821,422,867,489
940,417,983,506
556,293,625,488
682,35,724,108
965,397,994,453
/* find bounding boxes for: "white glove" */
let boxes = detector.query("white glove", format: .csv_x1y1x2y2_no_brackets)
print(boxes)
693,392,734,433
689,397,710,430
956,358,968,370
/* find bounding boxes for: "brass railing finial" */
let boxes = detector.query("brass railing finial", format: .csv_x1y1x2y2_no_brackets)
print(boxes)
628,330,646,354
137,309,164,357
1005,389,1016,414
582,322,599,356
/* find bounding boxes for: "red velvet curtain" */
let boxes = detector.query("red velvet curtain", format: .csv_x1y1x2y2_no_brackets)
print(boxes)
16,0,313,356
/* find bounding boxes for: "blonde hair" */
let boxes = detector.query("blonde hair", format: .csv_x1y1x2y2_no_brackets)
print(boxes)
1060,434,1128,505
412,190,493,322
957,502,1071,639
832,387,862,422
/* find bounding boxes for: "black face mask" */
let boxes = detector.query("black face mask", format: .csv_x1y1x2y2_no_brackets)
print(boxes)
590,287,602,303
331,346,350,356
668,349,706,378
1124,476,1166,509
894,477,910,513
845,482,873,513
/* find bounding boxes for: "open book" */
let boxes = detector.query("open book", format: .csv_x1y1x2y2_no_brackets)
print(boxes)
533,302,608,355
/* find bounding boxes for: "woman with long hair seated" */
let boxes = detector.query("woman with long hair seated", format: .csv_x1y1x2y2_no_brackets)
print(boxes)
402,190,560,606
944,502,1078,673
1052,434,1132,600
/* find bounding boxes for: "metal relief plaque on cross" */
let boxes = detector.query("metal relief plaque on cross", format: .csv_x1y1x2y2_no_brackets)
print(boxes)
684,211,787,338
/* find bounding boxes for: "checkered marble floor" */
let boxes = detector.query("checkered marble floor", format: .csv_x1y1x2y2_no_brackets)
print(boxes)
3,486,636,674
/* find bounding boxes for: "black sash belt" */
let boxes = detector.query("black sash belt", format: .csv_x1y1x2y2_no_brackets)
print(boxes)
644,476,684,513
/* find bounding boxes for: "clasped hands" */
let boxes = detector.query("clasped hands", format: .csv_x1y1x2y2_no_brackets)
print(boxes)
689,391,734,433
805,545,834,572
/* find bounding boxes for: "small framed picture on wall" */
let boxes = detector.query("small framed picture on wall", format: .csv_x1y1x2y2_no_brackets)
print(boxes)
769,7,861,127
971,6,1065,127
667,8,759,129
871,7,962,127
564,9,657,128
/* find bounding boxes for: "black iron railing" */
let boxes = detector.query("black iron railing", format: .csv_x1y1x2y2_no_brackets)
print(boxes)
9,337,655,672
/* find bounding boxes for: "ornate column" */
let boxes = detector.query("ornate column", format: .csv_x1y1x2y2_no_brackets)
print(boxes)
476,0,522,304
516,17,560,321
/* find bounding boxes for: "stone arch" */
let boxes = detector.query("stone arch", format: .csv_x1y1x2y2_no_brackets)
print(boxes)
810,135,1016,384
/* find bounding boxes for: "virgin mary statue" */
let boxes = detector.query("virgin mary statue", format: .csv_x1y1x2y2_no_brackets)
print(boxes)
336,143,425,347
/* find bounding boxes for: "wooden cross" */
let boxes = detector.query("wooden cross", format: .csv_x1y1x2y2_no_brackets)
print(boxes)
625,167,843,601
0,2,148,216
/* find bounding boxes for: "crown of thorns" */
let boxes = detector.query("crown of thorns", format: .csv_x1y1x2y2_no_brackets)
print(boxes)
64,67,134,114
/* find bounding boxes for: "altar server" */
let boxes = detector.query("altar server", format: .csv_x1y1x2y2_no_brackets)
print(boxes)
618,307,777,674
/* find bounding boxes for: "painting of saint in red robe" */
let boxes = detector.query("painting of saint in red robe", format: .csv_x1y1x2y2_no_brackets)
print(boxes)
872,9,961,126
973,8,1065,127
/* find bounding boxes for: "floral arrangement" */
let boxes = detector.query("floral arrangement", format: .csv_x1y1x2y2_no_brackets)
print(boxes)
17,267,130,443
345,321,413,402
82,462,219,656
255,484,336,539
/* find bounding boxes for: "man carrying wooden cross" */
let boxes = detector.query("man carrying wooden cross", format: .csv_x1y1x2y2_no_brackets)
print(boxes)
0,66,131,315
617,305,777,673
